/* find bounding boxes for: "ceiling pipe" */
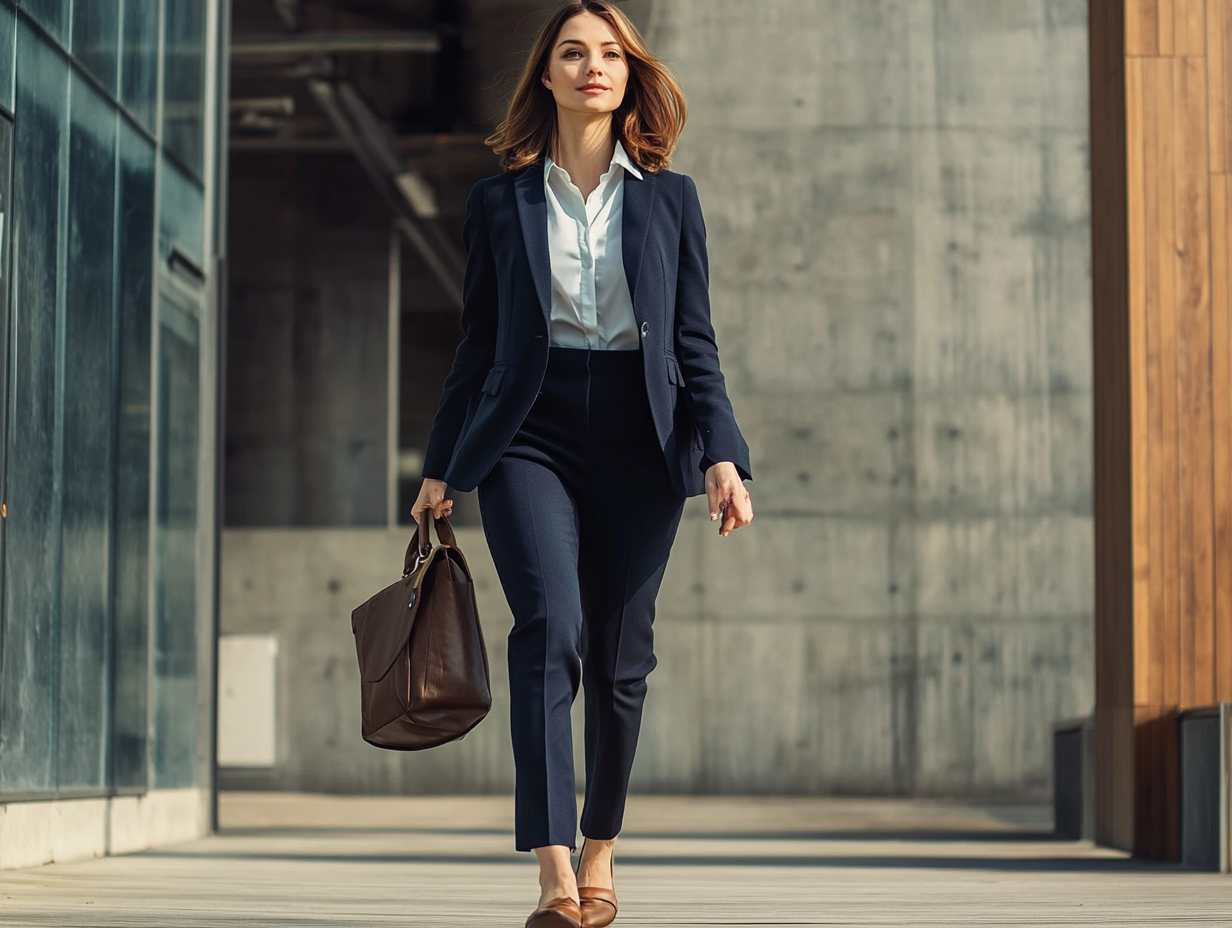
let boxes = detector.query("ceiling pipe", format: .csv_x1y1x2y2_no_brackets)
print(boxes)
272,0,305,31
333,81,440,219
307,79,464,307
232,31,441,57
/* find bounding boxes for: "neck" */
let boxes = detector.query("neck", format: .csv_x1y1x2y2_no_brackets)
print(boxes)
551,109,616,195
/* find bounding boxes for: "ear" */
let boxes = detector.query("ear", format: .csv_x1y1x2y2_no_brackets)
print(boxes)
541,68,552,90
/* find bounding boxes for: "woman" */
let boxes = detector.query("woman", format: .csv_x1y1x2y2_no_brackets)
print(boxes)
412,3,753,925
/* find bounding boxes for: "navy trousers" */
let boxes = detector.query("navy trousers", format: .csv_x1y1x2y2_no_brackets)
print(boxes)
477,346,686,852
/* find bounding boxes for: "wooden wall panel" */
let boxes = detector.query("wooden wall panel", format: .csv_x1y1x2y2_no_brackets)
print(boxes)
1142,57,1179,711
1176,0,1208,56
1093,0,1232,859
1128,0,1159,54
1160,0,1177,53
1128,57,1153,708
1211,2,1232,174
1215,173,1232,697
1092,0,1136,850
1177,59,1214,706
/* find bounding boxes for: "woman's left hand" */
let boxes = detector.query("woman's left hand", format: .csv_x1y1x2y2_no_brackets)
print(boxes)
705,462,753,537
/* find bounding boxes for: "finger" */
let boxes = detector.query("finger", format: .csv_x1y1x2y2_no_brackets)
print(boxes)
714,482,732,534
727,490,753,530
719,486,753,535
706,478,721,522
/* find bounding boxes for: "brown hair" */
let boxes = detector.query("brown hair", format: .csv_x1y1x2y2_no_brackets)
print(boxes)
486,0,687,173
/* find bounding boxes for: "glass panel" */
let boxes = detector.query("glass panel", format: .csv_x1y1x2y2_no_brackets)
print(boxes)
0,3,15,114
22,0,67,44
57,74,116,790
71,0,119,96
1,22,67,794
111,121,154,790
159,153,203,267
162,0,205,178
151,294,199,788
120,0,158,132
0,114,12,773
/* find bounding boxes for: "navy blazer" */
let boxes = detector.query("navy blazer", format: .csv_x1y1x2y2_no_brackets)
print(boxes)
421,161,752,499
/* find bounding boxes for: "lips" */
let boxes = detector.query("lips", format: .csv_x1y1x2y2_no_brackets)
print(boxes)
580,84,608,92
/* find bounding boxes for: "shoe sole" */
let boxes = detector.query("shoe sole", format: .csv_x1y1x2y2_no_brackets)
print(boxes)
526,912,580,928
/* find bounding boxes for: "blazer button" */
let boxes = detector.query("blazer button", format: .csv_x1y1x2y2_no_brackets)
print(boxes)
640,321,649,338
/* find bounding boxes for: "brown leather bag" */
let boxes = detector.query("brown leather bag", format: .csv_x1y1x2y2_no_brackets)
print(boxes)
350,512,491,750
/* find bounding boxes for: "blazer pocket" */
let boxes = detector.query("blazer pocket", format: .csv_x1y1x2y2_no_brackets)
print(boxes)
665,355,684,387
481,364,505,396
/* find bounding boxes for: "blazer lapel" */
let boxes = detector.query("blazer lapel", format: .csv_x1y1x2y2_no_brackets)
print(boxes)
513,163,552,326
622,169,656,323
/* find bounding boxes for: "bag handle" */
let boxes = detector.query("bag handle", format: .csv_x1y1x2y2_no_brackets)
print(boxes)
402,511,458,578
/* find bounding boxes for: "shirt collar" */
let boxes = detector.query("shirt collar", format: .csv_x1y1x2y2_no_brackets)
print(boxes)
610,140,643,179
544,139,643,182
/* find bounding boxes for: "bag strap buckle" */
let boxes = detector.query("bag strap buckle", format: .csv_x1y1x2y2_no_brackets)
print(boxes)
403,510,456,578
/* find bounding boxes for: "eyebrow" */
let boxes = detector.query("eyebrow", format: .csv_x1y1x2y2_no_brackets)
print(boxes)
556,38,621,49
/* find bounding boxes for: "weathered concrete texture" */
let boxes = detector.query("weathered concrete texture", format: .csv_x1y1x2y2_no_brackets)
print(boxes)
3,794,1231,927
638,0,1094,796
0,789,208,870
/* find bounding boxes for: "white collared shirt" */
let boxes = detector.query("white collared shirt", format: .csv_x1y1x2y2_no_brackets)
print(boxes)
543,140,642,350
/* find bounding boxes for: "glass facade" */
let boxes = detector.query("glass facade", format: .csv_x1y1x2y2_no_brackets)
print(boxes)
71,0,118,95
120,0,158,133
162,0,205,179
0,1,221,800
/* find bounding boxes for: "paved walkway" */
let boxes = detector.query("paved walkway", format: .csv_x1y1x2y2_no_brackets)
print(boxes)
0,793,1229,926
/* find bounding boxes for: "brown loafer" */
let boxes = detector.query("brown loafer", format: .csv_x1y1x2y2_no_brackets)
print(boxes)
578,886,617,927
526,896,581,928
578,842,617,928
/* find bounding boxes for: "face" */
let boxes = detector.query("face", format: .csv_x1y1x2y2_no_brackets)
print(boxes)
541,12,629,117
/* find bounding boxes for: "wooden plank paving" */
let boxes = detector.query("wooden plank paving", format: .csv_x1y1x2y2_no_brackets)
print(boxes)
0,794,1229,927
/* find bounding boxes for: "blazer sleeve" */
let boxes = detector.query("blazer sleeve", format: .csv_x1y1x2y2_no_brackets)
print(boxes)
674,174,753,482
421,180,499,481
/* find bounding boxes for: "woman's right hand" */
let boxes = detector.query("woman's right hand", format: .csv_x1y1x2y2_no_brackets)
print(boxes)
412,478,453,522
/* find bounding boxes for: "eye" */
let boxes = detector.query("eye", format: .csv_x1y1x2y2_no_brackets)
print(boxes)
605,50,622,59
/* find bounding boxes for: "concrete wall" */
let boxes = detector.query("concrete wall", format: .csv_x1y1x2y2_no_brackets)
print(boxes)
220,0,1093,798
643,0,1093,796
0,790,209,870
226,154,393,526
220,529,516,793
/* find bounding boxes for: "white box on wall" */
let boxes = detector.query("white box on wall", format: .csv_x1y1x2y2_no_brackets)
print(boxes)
218,635,278,767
